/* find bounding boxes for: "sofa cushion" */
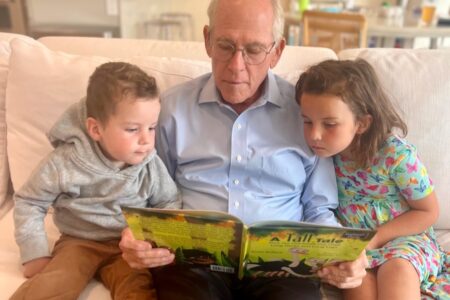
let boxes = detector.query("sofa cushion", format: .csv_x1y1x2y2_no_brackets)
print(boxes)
0,41,11,218
0,33,34,218
6,37,338,193
6,38,211,191
0,206,110,299
37,36,337,75
338,48,450,230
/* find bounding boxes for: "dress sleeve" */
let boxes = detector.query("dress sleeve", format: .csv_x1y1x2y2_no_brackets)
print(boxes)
390,143,434,201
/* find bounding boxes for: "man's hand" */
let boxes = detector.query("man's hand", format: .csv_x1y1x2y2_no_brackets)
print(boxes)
119,227,175,269
317,250,369,289
23,257,51,278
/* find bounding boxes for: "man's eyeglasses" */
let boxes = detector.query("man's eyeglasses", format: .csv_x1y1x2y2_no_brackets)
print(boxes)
211,40,276,65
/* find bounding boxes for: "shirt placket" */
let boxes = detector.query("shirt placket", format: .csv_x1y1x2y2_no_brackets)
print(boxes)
228,115,247,219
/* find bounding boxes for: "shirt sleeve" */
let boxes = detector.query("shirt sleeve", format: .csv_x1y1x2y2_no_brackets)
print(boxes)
390,144,434,201
147,155,181,209
14,156,61,263
155,97,177,179
301,156,340,226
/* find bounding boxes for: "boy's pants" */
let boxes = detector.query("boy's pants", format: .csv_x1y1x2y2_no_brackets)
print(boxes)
10,235,155,300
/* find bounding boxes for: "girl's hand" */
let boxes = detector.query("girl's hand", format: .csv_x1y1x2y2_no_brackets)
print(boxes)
317,250,369,289
119,227,175,269
23,257,52,278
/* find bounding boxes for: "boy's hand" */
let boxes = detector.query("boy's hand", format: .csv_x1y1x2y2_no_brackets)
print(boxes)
23,257,51,278
119,227,175,269
317,250,369,289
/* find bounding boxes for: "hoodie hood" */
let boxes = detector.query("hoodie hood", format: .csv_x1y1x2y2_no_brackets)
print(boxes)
47,98,155,174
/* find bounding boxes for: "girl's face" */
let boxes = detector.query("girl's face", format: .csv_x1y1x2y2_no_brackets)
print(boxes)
300,93,363,158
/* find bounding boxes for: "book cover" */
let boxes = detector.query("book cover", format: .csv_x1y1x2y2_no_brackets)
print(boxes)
244,221,374,278
122,207,375,279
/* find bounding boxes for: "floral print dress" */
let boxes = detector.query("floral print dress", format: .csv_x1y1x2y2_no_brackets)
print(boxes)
335,136,450,299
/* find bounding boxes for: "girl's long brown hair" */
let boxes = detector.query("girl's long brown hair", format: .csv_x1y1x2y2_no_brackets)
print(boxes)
295,59,407,167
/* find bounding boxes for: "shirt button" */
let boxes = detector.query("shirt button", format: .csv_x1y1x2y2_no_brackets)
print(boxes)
237,123,242,130
236,155,242,162
234,201,240,208
233,179,240,185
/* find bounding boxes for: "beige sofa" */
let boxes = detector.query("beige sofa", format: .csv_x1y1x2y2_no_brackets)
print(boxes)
0,32,449,299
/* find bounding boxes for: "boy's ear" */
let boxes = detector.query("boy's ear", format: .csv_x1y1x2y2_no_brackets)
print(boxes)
356,114,373,134
86,117,102,141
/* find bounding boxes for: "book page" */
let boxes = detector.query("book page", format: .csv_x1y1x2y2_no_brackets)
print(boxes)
122,207,244,275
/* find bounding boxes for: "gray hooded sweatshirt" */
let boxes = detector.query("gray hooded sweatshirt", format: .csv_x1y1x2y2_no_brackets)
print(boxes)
14,99,181,263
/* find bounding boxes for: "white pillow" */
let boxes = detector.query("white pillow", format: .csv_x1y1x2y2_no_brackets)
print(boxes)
338,48,450,230
0,33,34,217
0,42,12,217
6,38,211,191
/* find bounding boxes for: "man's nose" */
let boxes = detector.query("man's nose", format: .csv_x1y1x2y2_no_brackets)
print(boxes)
228,48,246,70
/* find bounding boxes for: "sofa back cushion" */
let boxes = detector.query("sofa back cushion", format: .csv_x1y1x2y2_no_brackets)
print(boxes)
0,33,34,217
339,48,450,230
6,38,211,191
38,36,337,76
6,37,337,197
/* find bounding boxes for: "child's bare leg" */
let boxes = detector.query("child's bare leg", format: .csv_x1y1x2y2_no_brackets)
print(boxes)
377,258,420,300
342,269,377,300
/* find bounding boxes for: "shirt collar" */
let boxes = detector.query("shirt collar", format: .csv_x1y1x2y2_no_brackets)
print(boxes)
265,71,283,108
198,74,220,104
198,71,283,109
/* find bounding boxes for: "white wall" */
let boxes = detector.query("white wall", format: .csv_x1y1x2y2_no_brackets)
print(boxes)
24,0,450,47
26,0,119,27
119,0,209,40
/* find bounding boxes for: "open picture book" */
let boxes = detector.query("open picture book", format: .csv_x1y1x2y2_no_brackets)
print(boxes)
122,206,375,279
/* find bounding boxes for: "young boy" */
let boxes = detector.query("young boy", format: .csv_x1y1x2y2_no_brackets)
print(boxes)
12,62,180,300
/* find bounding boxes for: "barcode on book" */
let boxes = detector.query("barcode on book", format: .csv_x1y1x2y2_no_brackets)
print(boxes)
210,265,235,274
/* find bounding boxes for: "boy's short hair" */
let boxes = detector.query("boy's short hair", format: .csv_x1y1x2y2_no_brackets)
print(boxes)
86,62,159,124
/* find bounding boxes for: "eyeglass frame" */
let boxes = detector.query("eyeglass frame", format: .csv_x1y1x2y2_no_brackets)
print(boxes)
210,39,277,65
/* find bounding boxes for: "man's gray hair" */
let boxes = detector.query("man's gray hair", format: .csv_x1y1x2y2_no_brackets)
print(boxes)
207,0,285,43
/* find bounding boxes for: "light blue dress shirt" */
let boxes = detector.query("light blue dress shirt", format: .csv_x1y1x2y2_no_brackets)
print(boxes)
156,71,339,226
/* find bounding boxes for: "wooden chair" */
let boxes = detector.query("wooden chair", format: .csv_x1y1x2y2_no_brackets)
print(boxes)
302,10,368,53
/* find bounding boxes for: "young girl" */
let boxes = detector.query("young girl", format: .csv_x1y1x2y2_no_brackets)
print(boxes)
295,59,449,300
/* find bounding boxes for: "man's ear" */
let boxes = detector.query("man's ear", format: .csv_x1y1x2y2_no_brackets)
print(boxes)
356,114,373,134
86,117,102,141
269,38,286,69
203,25,213,58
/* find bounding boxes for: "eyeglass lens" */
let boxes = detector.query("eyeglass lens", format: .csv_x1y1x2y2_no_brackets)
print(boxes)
213,41,274,65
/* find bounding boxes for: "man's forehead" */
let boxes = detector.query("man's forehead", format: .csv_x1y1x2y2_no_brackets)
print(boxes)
213,0,274,29
209,22,274,44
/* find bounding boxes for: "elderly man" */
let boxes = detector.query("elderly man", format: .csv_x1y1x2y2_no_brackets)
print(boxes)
120,0,368,299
